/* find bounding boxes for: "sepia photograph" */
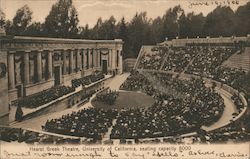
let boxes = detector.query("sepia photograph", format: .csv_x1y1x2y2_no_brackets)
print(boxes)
0,0,249,158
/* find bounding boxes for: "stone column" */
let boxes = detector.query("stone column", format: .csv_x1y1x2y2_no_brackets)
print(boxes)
108,49,112,68
93,50,95,68
113,50,117,68
97,49,100,68
69,49,74,73
111,49,116,69
8,52,15,89
90,49,93,68
81,49,84,70
76,49,81,71
88,49,91,69
86,49,89,69
119,50,123,74
47,50,53,79
24,51,30,85
63,50,67,75
110,49,114,69
37,50,42,82
82,49,86,70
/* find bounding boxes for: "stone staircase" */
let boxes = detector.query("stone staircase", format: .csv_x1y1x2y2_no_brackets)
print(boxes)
222,47,250,72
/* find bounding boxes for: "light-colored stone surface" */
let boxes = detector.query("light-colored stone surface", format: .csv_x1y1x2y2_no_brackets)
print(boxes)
202,87,238,131
4,36,123,101
222,47,250,72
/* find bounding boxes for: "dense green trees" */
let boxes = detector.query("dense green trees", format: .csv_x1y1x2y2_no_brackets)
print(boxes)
2,1,250,58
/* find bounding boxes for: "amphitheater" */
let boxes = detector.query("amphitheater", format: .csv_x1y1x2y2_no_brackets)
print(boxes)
0,35,249,145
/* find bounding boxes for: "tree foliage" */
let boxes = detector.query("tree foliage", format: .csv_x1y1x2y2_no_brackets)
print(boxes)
0,8,6,28
117,17,129,58
22,22,44,37
44,0,79,38
3,1,250,58
10,5,32,35
203,6,236,37
235,2,250,36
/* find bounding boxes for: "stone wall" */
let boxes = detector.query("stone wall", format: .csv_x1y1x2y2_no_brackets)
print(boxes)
159,36,249,47
1,36,123,102
0,49,9,125
123,58,137,72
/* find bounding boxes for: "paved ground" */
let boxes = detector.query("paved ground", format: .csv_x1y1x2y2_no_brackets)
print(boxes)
202,87,238,131
107,73,130,90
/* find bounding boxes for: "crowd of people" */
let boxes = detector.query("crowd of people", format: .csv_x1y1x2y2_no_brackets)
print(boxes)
2,117,250,144
43,108,118,140
137,47,166,70
12,86,75,108
111,72,225,139
96,88,119,105
231,94,244,112
0,127,84,144
185,47,238,77
2,67,249,143
191,120,250,144
6,44,249,144
71,71,105,88
163,47,197,72
120,71,150,91
36,71,226,140
212,67,248,91
136,45,249,104
133,44,250,143
11,71,105,111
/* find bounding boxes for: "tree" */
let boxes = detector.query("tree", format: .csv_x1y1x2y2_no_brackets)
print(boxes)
0,9,5,28
127,12,153,58
117,17,129,58
162,5,183,40
186,13,205,38
104,16,117,39
152,16,164,43
203,6,236,37
11,5,32,35
178,12,205,38
83,24,90,39
68,7,79,38
179,12,189,38
4,20,12,35
117,17,127,39
44,0,79,38
235,2,250,36
22,22,44,36
92,17,103,39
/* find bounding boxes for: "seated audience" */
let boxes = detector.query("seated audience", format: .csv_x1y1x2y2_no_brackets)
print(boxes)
96,88,119,105
12,86,75,108
43,108,118,140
